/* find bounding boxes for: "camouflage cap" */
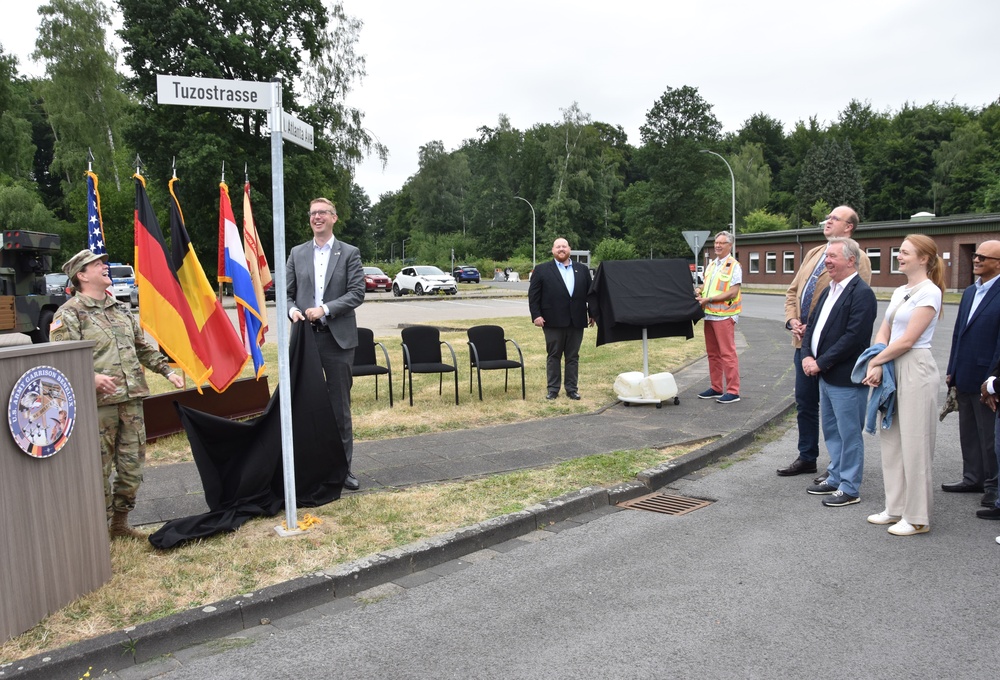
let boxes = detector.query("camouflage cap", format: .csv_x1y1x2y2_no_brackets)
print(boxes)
62,249,109,280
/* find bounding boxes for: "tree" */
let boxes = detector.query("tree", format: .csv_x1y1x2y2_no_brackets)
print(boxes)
117,0,380,273
742,208,790,233
734,112,787,179
593,237,638,263
0,49,36,183
796,139,865,218
933,121,997,214
731,143,772,228
626,86,723,257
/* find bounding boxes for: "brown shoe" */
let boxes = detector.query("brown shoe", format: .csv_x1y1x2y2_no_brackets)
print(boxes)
776,458,817,477
109,510,147,540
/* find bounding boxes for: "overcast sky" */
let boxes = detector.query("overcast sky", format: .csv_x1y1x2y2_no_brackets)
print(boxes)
4,0,999,203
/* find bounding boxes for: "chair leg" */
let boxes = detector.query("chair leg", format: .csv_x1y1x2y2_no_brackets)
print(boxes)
520,364,525,400
504,369,509,393
408,369,413,407
477,366,483,401
453,369,459,405
375,374,379,401
387,371,393,408
439,372,443,395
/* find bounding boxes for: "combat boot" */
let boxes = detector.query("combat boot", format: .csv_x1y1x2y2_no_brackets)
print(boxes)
109,510,146,540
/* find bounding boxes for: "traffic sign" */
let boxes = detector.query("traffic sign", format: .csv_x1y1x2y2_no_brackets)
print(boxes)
682,230,711,259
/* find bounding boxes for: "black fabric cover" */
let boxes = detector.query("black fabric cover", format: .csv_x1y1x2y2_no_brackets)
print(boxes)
587,259,704,346
149,321,347,549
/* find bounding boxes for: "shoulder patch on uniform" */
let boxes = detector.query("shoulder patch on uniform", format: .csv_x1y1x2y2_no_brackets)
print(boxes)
49,318,63,332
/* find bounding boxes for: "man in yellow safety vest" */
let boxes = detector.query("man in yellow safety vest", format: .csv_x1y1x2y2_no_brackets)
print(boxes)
695,231,742,404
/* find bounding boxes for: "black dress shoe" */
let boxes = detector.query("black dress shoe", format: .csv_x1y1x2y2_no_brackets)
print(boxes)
546,392,558,400
343,473,360,491
941,481,984,493
776,458,818,477
982,490,999,507
976,506,1000,520
567,392,582,400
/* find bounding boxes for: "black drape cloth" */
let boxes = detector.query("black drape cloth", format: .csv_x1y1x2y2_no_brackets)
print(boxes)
587,259,704,346
149,322,347,549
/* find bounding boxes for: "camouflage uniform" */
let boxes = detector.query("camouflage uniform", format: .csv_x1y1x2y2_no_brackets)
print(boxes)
50,293,173,515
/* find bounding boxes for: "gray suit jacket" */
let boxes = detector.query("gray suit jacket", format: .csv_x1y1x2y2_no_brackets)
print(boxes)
286,238,365,350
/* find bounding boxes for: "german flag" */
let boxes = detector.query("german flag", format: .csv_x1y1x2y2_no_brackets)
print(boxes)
168,177,249,393
134,174,213,389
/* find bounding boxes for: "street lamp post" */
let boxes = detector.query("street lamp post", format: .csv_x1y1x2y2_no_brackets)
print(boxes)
402,238,410,263
700,150,736,251
513,195,536,270
390,243,395,262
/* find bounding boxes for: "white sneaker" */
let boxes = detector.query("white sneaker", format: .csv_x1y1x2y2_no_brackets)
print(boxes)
887,519,929,536
996,536,999,545
867,510,902,525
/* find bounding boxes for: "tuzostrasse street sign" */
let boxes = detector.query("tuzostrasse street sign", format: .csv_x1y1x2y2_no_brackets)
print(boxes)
156,74,272,110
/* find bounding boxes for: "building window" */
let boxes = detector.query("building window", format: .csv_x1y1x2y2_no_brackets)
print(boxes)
866,248,881,274
891,247,900,273
765,252,776,274
749,252,760,274
783,251,795,274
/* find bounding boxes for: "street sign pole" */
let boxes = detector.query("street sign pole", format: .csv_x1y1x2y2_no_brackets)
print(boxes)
156,73,312,537
268,79,302,537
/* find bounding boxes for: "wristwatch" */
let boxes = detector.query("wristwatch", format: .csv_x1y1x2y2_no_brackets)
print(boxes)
785,319,793,331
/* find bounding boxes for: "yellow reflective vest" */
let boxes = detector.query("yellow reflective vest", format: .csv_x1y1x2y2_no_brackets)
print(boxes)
703,256,742,317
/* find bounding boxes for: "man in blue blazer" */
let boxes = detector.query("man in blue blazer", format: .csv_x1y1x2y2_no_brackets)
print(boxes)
528,238,593,400
801,238,878,506
287,198,366,490
943,240,1000,507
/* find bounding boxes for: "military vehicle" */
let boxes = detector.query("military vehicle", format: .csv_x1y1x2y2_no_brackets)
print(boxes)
0,230,69,343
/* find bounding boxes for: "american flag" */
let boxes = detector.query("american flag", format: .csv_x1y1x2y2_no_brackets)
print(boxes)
86,171,107,255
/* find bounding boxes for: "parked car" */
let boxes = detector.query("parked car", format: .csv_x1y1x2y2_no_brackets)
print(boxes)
452,265,481,283
264,271,276,301
106,263,136,304
44,272,71,296
363,266,392,292
392,266,458,296
129,284,139,308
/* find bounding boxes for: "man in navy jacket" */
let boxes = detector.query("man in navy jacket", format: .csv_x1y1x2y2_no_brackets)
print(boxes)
801,238,878,507
528,238,593,400
944,240,1000,508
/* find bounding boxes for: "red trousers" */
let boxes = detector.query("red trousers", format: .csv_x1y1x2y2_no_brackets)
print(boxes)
704,318,740,395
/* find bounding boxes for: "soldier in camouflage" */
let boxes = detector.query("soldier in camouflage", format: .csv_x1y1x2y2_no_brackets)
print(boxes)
49,250,185,540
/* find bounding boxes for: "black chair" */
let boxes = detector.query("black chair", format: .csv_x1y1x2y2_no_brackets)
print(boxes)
400,326,459,406
467,325,525,401
352,327,393,407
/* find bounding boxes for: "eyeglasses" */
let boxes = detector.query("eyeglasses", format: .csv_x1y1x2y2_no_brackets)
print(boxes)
973,253,1000,262
309,209,334,217
824,215,847,223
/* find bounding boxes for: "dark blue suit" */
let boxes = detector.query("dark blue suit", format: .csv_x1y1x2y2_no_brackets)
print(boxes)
945,278,1000,492
528,259,591,395
802,274,877,496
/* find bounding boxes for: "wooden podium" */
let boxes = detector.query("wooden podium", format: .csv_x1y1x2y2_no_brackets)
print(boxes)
0,340,111,641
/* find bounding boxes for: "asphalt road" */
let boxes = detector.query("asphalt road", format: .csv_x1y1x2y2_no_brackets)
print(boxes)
145,379,999,680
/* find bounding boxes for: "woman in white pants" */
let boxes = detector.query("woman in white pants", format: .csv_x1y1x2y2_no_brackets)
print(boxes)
862,234,946,536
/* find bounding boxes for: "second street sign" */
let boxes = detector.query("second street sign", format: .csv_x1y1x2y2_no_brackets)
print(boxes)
156,74,272,110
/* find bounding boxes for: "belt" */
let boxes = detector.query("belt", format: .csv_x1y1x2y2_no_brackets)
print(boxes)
312,323,331,333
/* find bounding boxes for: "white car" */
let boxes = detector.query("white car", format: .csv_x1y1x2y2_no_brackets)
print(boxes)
392,266,458,296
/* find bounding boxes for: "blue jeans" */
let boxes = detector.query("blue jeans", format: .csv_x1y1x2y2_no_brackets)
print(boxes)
794,348,820,463
820,380,867,497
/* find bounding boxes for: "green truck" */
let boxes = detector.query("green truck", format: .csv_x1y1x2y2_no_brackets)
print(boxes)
0,230,69,343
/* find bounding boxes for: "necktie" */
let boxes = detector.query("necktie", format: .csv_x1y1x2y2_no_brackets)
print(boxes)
800,249,828,323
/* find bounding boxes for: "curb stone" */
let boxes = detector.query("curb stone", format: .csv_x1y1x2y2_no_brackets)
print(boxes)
3,395,794,679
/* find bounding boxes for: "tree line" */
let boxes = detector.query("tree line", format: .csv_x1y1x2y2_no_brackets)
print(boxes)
1,0,998,274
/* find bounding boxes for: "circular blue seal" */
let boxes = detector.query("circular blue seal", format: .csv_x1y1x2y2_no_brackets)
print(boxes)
7,365,76,458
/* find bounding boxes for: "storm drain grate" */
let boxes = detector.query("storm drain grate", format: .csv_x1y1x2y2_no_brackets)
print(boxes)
617,493,713,516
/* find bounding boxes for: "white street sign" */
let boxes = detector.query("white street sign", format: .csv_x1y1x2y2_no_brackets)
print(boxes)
281,110,315,150
156,74,272,110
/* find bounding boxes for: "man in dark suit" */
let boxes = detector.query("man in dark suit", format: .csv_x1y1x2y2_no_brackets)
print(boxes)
528,237,593,400
944,240,1000,507
286,197,366,490
801,238,878,506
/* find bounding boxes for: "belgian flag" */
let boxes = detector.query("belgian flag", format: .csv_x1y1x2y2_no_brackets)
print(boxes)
167,177,249,393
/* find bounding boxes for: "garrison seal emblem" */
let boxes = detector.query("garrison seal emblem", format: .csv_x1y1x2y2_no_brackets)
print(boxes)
7,365,76,458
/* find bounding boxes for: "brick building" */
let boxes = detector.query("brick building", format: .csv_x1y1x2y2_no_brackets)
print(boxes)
700,212,1000,293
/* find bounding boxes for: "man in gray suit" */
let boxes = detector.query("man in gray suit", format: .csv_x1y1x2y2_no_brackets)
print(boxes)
286,197,366,490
